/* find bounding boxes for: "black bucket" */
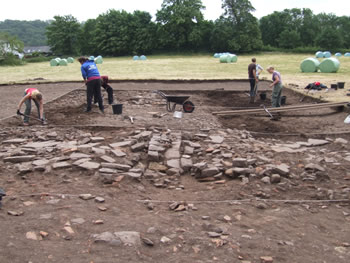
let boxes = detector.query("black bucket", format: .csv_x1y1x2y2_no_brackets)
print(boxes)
112,104,123,115
281,96,287,105
260,93,267,101
337,82,345,89
331,84,338,90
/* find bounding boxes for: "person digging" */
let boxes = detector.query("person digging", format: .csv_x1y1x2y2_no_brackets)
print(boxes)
94,75,114,105
17,88,46,126
78,57,104,113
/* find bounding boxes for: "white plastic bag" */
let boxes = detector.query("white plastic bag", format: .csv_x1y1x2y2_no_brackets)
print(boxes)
344,115,350,124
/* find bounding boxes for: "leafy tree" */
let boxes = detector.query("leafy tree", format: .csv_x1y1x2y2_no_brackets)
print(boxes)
156,0,206,51
220,0,262,52
0,20,49,46
0,32,24,65
79,19,98,55
210,17,234,51
299,9,319,47
316,26,343,50
278,29,301,49
129,11,157,54
46,15,81,55
338,16,350,49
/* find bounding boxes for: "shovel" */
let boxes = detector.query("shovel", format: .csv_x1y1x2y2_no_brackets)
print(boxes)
17,111,47,125
261,104,279,121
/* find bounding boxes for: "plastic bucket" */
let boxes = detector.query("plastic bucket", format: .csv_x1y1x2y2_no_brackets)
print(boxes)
173,111,183,119
281,96,287,105
331,84,338,90
337,82,345,89
112,104,123,115
260,93,267,101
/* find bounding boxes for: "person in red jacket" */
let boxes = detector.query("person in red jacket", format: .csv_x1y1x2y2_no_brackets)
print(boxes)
17,88,45,126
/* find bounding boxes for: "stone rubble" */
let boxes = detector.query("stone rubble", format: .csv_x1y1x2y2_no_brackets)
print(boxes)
1,127,348,198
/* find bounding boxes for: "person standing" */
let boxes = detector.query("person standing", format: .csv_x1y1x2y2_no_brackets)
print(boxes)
78,57,104,113
267,66,283,107
248,58,259,98
17,88,46,126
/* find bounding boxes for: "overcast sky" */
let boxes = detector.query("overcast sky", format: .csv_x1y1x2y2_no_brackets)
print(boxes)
0,0,348,22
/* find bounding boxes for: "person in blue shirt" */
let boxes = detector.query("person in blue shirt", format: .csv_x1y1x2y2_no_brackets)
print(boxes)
78,57,104,113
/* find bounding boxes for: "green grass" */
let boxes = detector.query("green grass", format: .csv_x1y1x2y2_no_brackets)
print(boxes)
1,53,349,101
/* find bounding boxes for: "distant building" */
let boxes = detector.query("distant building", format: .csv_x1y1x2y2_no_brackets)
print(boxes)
23,46,51,55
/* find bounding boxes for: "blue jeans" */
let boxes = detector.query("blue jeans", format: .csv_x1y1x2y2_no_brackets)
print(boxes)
23,92,43,123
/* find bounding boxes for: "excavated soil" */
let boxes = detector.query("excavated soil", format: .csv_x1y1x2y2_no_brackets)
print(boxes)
0,81,349,263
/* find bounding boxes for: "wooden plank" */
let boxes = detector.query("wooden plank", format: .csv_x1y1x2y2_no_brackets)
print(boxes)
213,102,348,116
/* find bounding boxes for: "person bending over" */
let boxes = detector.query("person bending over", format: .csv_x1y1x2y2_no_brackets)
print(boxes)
17,88,45,126
78,57,104,113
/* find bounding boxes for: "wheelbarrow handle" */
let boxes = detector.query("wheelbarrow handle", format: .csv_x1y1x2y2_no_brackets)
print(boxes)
153,90,167,99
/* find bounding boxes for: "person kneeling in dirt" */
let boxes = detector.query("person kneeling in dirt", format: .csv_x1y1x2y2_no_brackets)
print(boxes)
267,66,283,108
78,57,104,113
17,88,46,126
94,76,114,105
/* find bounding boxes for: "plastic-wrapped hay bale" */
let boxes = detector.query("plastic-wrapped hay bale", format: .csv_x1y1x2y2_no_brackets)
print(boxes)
140,55,147,61
315,51,324,58
220,55,229,63
300,57,320,72
335,53,342,57
133,56,139,61
89,56,95,61
94,56,103,64
323,51,331,58
59,59,68,66
229,54,238,63
50,58,59,66
319,58,340,73
67,57,74,63
345,53,350,57
214,53,220,58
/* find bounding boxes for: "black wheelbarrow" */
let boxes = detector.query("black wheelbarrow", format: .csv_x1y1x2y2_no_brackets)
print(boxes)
154,90,195,113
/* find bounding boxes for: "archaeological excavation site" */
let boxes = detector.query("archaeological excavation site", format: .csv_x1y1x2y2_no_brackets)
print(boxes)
0,80,349,263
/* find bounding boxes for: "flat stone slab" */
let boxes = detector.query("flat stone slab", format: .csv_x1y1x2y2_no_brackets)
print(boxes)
32,159,49,167
111,149,127,157
3,138,27,144
4,155,36,163
114,231,141,246
110,141,133,148
167,159,180,169
100,155,115,163
23,141,59,149
90,137,105,143
165,149,180,159
306,139,330,147
52,161,72,169
101,163,131,171
78,161,100,170
70,153,92,160
210,136,225,144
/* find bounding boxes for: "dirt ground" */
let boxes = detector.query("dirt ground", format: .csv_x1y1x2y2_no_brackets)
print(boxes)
0,81,350,263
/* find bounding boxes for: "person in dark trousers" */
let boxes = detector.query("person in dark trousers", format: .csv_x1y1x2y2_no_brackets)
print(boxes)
248,58,259,98
17,88,46,126
96,76,114,105
78,57,104,113
267,66,283,107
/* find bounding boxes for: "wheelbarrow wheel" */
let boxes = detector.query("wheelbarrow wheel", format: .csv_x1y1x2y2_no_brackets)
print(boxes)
183,101,195,113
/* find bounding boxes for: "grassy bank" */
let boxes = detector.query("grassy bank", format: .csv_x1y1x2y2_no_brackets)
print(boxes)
1,53,349,101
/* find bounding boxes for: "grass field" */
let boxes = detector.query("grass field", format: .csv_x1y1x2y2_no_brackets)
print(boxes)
1,53,349,101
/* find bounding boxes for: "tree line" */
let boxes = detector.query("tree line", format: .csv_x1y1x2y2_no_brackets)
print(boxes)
0,19,49,46
1,0,350,57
